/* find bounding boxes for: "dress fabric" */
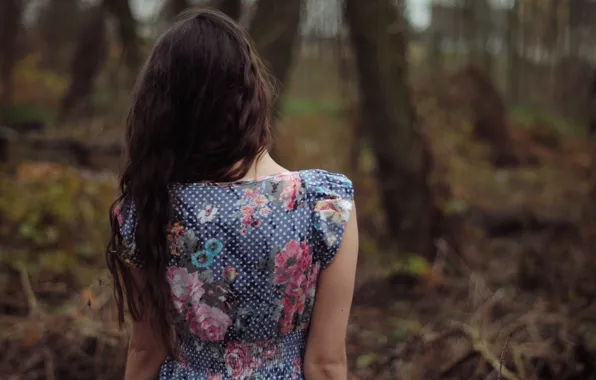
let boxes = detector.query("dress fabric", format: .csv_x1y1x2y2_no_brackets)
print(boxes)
116,169,354,380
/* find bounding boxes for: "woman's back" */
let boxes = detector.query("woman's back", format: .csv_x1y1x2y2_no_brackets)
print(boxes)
117,170,353,379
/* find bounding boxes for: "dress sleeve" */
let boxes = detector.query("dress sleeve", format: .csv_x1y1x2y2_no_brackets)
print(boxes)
307,171,355,269
114,199,144,268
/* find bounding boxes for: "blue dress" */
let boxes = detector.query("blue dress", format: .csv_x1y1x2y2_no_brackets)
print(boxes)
116,170,354,379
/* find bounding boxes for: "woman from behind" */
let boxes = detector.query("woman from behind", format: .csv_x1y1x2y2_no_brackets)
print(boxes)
106,9,358,380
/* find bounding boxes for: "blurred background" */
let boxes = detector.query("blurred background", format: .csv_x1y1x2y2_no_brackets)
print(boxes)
2,0,596,379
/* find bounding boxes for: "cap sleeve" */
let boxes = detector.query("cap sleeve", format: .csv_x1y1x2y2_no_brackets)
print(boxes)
114,199,144,268
306,170,354,269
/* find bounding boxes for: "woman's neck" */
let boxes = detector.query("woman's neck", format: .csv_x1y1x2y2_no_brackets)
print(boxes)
240,151,288,181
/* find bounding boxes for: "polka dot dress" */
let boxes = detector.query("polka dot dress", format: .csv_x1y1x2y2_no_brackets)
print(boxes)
116,169,354,379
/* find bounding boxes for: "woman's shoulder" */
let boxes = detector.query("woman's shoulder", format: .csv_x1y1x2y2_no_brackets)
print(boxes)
299,169,354,201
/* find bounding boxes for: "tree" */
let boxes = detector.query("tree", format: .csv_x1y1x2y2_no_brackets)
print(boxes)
37,0,80,72
104,0,141,73
0,0,23,105
172,0,191,15
463,0,493,73
345,0,435,257
162,0,190,21
212,0,242,21
448,64,518,167
249,0,303,156
59,5,108,121
507,0,520,105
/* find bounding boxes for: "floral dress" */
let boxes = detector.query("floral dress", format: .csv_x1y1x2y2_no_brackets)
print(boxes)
116,170,354,380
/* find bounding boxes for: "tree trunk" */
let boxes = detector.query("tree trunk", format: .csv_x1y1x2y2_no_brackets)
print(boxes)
463,0,492,73
164,0,190,20
345,0,435,257
0,0,23,106
172,0,190,15
37,0,80,72
104,0,141,73
248,0,303,158
589,74,596,135
212,0,242,21
59,5,108,121
507,0,520,105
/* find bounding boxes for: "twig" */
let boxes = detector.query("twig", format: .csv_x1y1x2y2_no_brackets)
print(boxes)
440,349,478,377
43,347,55,380
456,323,520,380
19,267,39,316
498,334,512,380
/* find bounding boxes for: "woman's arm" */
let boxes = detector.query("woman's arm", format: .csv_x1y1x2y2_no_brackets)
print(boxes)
304,206,359,380
124,268,167,380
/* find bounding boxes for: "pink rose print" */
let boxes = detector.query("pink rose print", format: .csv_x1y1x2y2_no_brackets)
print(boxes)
114,203,124,225
261,341,277,361
178,355,189,369
237,187,271,236
242,215,253,227
166,267,198,313
295,290,306,315
274,251,297,284
292,357,303,379
225,343,253,378
254,194,268,207
187,303,232,342
241,205,255,217
244,188,259,198
188,273,205,304
286,272,306,296
279,173,302,211
274,240,310,285
306,262,320,297
207,375,223,380
297,241,312,273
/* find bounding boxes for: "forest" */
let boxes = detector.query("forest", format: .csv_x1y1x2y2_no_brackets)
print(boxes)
1,0,596,379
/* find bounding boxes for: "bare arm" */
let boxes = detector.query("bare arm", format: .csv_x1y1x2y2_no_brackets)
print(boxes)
304,206,359,380
124,268,167,380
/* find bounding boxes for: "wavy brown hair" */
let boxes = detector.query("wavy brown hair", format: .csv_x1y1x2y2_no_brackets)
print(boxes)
106,9,272,358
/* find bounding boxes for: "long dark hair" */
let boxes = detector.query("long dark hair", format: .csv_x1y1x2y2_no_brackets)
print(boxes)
106,9,272,358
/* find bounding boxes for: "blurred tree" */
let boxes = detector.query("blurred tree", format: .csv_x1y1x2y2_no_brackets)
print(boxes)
507,0,520,105
37,0,80,72
212,0,242,21
448,65,518,167
104,0,141,74
463,0,493,73
173,0,191,15
59,5,107,121
345,0,435,257
0,0,24,105
162,0,190,21
249,0,303,157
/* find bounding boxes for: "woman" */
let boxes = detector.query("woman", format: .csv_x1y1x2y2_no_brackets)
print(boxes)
107,9,358,380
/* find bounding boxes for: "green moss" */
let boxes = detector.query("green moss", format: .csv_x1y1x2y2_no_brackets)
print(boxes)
0,103,56,126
